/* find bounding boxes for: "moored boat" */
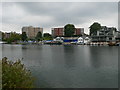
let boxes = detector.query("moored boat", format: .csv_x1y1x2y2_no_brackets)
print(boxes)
108,42,116,46
44,40,62,45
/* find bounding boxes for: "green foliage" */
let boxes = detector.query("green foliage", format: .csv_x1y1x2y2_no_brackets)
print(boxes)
43,33,53,40
64,24,75,37
2,57,34,88
42,37,52,40
5,32,21,44
43,33,51,37
2,32,5,40
21,32,28,41
35,31,42,41
89,22,101,35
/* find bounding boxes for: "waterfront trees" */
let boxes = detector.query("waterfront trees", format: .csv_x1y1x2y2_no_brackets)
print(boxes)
2,32,5,41
43,33,53,40
21,32,28,41
4,32,21,44
89,22,101,35
35,31,42,41
43,33,51,37
64,24,75,37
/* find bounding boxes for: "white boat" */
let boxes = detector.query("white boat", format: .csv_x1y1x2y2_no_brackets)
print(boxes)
0,41,6,44
53,37,64,43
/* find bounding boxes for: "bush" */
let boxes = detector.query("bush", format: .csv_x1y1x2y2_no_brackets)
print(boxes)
2,57,34,88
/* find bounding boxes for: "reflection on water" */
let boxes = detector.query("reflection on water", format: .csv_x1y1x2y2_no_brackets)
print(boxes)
89,46,118,68
63,46,77,68
2,44,118,88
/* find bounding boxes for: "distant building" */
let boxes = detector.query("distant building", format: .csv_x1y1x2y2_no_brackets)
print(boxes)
52,27,84,37
91,26,118,42
52,28,64,37
74,28,84,36
77,37,91,44
115,31,120,41
22,26,43,39
4,33,11,39
3,32,21,40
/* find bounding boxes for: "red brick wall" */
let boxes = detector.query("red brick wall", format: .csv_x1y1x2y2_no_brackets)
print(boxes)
52,28,84,37
75,28,81,35
53,28,64,37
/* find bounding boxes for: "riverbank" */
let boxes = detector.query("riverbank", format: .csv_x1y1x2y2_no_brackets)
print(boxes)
1,42,120,46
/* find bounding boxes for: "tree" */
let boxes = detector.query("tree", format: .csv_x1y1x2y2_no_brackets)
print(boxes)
43,33,53,40
89,22,101,36
2,32,5,40
21,32,27,41
35,31,42,41
43,33,51,37
64,24,75,37
5,32,21,43
11,32,21,41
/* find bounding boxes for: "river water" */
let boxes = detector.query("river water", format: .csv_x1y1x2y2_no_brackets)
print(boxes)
2,44,118,88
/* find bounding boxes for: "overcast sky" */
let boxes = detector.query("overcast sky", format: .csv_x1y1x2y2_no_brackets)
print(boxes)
0,2,118,34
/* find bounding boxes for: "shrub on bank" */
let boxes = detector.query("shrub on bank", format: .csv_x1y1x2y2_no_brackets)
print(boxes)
2,57,34,88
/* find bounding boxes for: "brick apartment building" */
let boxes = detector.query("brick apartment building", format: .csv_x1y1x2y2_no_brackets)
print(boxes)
74,28,84,36
22,26,43,39
51,28,64,37
52,27,84,37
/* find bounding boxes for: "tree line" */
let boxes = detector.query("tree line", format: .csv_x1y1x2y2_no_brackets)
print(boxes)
2,32,53,43
2,22,108,43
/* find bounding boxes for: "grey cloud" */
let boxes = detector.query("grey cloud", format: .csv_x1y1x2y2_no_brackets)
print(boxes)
1,2,118,33
17,2,117,16
14,2,118,24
